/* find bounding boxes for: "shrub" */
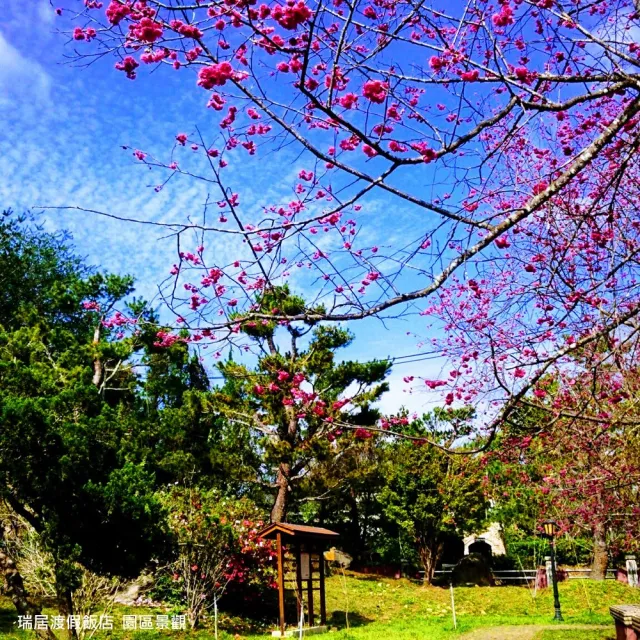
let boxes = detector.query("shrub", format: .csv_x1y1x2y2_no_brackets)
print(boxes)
154,487,277,627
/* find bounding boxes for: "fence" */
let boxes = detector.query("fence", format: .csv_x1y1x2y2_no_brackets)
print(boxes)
432,566,618,584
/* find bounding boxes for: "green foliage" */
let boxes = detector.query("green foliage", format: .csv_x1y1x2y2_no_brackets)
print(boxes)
378,410,488,581
141,335,209,410
157,486,235,627
155,486,276,626
0,210,89,336
296,435,391,563
0,212,166,599
502,529,593,568
231,285,313,338
114,307,258,493
211,288,391,520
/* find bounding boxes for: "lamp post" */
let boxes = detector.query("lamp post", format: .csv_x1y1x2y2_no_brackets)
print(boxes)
542,520,564,622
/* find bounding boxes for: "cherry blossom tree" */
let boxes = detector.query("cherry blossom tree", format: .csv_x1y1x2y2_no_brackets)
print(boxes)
57,0,640,446
487,336,640,578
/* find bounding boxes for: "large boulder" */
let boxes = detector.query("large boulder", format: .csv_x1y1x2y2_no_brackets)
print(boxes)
113,573,155,605
451,553,494,586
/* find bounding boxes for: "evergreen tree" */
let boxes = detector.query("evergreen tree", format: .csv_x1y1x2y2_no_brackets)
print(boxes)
211,286,390,521
0,213,166,635
379,409,488,583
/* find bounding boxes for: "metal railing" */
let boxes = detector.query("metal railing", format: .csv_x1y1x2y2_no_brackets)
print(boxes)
431,567,617,581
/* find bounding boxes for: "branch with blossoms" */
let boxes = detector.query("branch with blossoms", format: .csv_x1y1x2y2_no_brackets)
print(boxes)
51,0,640,441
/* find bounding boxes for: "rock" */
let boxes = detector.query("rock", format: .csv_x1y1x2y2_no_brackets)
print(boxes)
113,573,154,605
324,547,352,568
451,553,494,587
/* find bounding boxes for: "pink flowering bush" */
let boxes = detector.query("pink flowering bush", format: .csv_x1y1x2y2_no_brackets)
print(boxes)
155,487,276,627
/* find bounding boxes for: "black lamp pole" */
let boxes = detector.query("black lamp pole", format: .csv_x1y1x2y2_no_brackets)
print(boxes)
543,521,563,622
549,536,564,622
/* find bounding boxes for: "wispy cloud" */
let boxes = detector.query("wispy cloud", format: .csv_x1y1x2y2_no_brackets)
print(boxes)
0,31,52,106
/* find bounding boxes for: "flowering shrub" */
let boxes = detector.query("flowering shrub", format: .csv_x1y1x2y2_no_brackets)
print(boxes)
155,487,276,626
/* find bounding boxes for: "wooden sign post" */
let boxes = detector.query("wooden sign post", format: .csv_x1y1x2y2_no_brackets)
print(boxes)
257,523,340,637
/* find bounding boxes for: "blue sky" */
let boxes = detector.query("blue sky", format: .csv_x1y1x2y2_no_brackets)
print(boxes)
0,1,448,414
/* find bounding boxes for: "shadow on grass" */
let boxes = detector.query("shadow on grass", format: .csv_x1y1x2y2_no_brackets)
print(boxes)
328,610,373,629
0,601,18,632
328,571,384,583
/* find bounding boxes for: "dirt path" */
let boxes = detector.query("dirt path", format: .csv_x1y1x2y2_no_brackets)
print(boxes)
459,624,611,639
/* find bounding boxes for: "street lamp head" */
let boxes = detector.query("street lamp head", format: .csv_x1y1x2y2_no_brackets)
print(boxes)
543,520,560,538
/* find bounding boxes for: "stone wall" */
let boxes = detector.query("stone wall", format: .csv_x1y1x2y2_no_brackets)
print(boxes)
463,522,506,556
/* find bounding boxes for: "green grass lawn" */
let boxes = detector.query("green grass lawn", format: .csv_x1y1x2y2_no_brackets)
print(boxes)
1,572,637,639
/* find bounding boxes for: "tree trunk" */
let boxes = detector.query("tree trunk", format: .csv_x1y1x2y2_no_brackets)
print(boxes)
0,546,57,640
92,323,102,387
271,463,291,522
591,522,608,580
270,404,299,523
56,585,78,640
419,541,444,585
347,490,362,560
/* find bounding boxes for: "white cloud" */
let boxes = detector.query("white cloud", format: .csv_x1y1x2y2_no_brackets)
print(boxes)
0,31,52,106
36,0,56,26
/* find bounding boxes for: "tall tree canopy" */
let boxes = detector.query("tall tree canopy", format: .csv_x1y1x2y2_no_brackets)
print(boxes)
378,409,488,583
